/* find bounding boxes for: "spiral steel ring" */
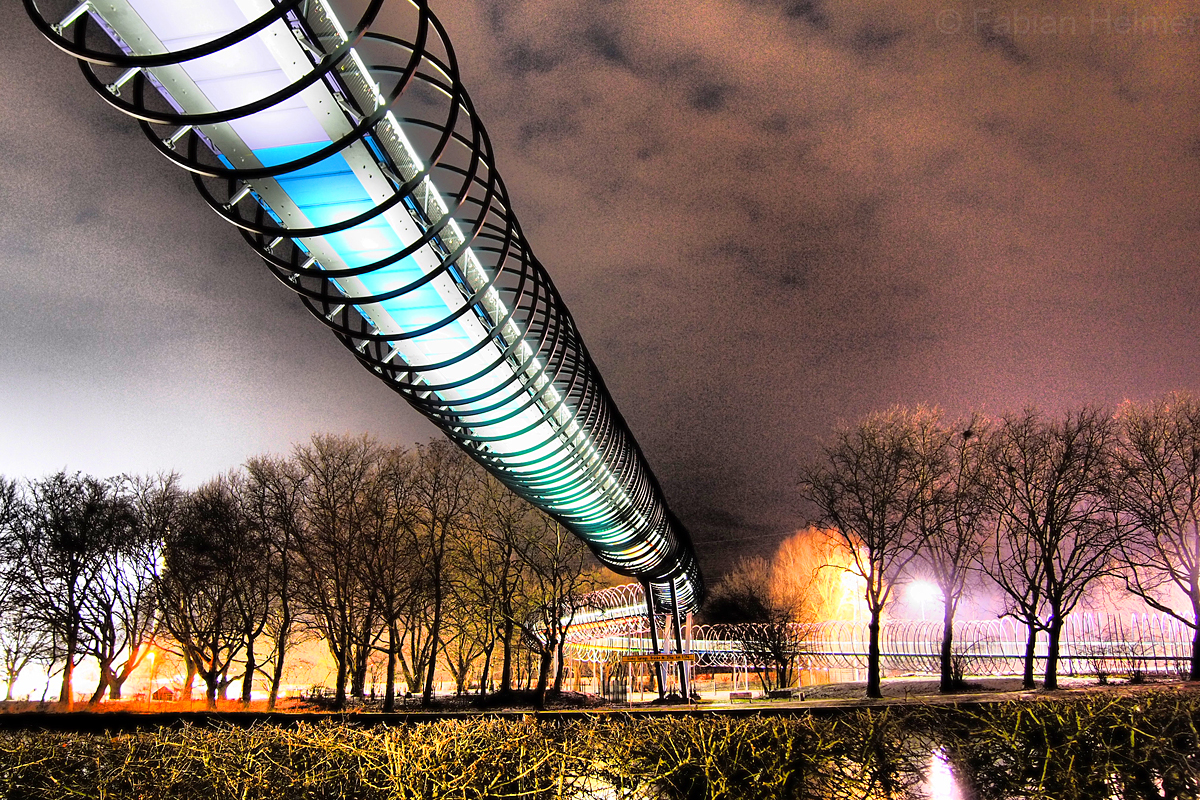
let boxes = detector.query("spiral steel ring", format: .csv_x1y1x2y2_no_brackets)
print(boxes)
565,587,1194,675
25,0,702,610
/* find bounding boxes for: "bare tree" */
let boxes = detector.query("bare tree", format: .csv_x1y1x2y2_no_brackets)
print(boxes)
1113,393,1200,680
83,557,151,703
77,474,179,704
986,515,1045,688
459,472,531,695
218,473,278,707
986,407,1120,690
11,473,134,708
358,445,422,711
705,556,811,692
800,407,937,698
0,606,50,701
440,589,490,696
157,479,250,708
407,440,477,706
911,413,995,692
292,434,385,708
511,515,595,707
0,481,51,700
243,455,306,709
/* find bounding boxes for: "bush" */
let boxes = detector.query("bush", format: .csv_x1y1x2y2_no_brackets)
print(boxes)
0,692,1198,799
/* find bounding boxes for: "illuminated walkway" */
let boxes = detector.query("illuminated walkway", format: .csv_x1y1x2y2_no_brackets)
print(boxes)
26,0,701,610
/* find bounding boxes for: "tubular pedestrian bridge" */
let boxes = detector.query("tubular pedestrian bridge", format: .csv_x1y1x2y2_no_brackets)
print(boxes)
24,0,702,613
566,583,1197,680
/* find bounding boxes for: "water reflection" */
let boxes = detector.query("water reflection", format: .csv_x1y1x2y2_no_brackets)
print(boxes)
919,747,970,800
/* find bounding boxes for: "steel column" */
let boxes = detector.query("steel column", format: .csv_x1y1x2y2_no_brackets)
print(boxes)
642,579,667,699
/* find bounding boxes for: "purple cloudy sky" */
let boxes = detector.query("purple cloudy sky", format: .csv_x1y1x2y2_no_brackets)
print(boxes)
1,0,1197,573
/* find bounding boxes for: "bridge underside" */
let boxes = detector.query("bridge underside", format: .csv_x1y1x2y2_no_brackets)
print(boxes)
27,0,702,610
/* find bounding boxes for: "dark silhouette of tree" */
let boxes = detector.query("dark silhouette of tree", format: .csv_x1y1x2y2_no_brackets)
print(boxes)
511,515,594,708
157,478,251,708
243,455,306,709
409,440,477,706
1113,393,1200,680
986,407,1120,690
0,604,49,701
705,556,811,692
358,445,421,711
292,434,384,708
83,474,177,702
11,473,134,708
218,472,277,707
801,407,937,698
440,583,489,696
0,478,50,700
459,473,534,695
910,413,996,693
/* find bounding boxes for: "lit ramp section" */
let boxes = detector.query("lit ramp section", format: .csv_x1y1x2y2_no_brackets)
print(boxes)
25,0,703,610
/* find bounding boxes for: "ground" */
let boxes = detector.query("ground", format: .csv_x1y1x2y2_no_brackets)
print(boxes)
0,674,1185,716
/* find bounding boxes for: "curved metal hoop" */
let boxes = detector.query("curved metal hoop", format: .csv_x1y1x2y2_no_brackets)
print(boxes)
26,0,702,609
568,586,1195,677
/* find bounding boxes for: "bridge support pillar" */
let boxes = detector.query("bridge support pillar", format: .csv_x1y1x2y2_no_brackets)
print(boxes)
669,579,690,700
642,581,667,699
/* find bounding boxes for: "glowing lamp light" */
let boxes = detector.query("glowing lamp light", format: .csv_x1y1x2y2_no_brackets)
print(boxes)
906,580,943,621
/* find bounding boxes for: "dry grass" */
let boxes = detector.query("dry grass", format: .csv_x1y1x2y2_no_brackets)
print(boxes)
933,688,1200,799
0,691,1197,799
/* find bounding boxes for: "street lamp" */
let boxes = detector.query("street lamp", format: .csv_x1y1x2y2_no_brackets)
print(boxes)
907,580,943,621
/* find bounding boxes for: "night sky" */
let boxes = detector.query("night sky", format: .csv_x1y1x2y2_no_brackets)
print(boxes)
1,0,1197,575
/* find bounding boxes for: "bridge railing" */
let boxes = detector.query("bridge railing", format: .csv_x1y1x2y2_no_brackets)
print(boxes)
566,613,1195,678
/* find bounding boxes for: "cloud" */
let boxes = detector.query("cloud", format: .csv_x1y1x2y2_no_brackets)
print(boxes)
2,0,1197,571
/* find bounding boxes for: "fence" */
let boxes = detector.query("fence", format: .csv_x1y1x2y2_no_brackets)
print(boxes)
567,614,1195,678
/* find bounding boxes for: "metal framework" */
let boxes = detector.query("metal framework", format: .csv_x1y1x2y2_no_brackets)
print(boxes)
567,584,1196,679
25,0,702,610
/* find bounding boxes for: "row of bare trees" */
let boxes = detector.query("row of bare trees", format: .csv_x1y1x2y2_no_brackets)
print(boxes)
791,393,1200,697
704,393,1200,697
0,435,598,710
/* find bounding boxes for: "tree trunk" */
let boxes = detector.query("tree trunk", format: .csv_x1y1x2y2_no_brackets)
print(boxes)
1044,613,1064,690
553,635,567,694
267,606,290,711
1022,620,1039,689
500,618,514,692
59,628,78,708
181,656,197,702
241,635,256,707
422,588,443,706
534,648,553,709
334,645,348,709
479,640,494,696
88,664,114,706
384,622,398,713
866,611,882,699
219,662,232,700
939,601,956,693
205,674,218,709
1185,623,1200,681
110,657,137,700
1190,623,1200,682
351,643,369,699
